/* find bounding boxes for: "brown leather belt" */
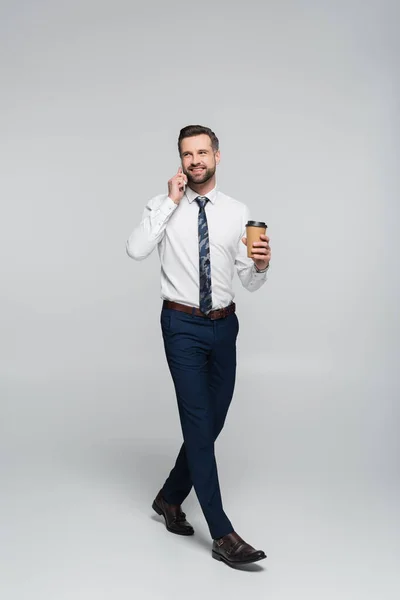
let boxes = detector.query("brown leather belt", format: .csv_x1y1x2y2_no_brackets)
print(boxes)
163,300,236,321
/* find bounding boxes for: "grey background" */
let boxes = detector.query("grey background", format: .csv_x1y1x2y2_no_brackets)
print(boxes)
1,0,399,598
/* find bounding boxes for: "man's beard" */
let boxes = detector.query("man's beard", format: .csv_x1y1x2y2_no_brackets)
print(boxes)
185,165,216,186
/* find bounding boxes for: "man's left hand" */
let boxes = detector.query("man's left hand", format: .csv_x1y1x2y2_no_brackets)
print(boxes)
241,234,271,270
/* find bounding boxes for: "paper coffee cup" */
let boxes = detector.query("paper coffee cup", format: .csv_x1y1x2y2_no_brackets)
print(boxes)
246,220,267,258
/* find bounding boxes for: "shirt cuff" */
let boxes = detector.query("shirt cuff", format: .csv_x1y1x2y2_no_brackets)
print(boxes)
160,196,179,215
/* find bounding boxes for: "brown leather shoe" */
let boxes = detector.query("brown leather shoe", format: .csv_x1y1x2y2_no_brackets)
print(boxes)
212,532,266,566
152,489,194,536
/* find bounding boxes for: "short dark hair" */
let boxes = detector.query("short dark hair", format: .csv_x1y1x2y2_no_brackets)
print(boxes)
178,125,219,155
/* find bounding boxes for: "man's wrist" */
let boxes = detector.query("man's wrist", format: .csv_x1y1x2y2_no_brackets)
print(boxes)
254,262,269,273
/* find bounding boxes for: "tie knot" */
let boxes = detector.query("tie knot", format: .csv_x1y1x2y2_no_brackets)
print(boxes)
195,196,209,210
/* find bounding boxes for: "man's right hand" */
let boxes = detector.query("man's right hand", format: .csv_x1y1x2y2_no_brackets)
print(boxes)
168,167,187,205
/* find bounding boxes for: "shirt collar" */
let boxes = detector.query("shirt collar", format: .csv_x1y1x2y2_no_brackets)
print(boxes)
185,184,218,205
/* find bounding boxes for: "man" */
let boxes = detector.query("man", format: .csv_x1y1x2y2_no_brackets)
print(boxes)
126,125,271,567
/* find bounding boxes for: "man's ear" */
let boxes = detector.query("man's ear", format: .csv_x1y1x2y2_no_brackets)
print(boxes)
215,150,221,165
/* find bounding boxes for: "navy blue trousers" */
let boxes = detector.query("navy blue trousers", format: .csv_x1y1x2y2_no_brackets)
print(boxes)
160,306,239,540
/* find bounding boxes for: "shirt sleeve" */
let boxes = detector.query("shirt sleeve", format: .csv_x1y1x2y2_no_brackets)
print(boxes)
234,203,268,292
126,195,178,260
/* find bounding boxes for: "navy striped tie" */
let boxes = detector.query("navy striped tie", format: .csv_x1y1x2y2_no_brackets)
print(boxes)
195,196,212,314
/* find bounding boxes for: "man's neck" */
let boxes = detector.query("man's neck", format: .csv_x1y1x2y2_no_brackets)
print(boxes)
189,177,217,196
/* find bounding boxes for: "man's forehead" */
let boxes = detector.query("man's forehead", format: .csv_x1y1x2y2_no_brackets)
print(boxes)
181,134,213,151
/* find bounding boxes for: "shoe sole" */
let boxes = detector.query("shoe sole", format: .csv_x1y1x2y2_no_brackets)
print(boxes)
212,549,267,567
152,501,194,536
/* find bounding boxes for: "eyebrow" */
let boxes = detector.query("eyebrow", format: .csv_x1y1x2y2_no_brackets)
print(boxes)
182,149,209,154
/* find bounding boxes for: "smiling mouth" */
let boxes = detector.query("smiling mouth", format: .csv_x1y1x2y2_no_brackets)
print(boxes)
191,167,205,173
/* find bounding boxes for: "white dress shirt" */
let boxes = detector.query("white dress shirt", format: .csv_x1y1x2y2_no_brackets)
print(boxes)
126,184,268,310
